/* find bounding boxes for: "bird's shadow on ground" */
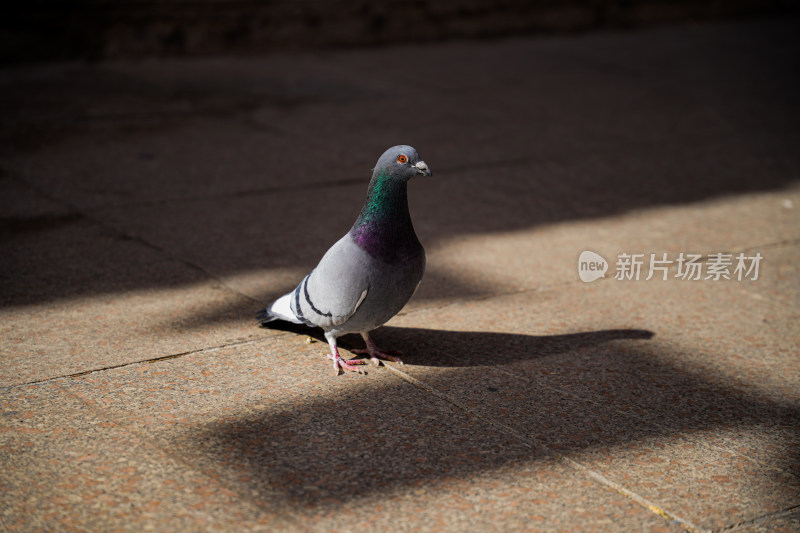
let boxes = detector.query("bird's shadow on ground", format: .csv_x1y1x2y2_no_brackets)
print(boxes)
194,325,799,512
261,320,655,366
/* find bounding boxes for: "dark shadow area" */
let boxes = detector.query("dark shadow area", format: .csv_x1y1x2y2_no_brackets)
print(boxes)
3,0,795,64
193,326,799,512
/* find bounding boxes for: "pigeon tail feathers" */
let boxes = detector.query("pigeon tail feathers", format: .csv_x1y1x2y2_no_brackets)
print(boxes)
257,292,302,325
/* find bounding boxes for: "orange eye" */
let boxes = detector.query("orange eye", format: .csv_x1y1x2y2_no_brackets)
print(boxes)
397,154,408,164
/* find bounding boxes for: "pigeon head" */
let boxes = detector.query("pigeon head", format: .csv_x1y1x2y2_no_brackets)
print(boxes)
372,145,432,181
350,145,430,259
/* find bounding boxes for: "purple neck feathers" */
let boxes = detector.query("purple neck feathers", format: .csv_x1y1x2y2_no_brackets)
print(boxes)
350,172,421,262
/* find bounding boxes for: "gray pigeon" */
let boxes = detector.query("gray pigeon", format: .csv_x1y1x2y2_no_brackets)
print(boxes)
257,145,431,375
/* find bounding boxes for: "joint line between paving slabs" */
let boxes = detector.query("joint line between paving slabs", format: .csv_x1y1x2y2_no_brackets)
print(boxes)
4,171,264,308
718,503,800,532
489,361,800,482
382,363,709,533
9,337,272,388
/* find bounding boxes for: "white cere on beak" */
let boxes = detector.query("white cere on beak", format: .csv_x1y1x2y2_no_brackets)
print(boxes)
415,161,428,172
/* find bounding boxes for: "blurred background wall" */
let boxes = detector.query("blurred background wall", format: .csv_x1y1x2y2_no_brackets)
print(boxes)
3,0,797,64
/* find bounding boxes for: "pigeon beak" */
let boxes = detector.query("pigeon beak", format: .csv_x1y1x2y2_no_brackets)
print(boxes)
414,160,432,176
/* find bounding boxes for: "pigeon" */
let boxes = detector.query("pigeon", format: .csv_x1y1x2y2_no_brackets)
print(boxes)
257,145,432,375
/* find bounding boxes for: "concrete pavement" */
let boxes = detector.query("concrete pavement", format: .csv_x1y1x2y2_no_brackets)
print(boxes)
2,17,799,532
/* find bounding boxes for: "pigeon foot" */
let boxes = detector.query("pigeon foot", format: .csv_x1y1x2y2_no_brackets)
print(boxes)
324,333,367,376
326,352,367,375
353,333,404,366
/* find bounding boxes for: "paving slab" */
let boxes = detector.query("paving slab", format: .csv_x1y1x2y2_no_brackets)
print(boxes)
0,381,274,532
0,213,259,385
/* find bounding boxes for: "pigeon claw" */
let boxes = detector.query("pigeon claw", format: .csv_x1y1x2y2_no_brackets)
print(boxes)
327,353,367,375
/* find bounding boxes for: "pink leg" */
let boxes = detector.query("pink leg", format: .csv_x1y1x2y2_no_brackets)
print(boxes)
325,332,367,375
351,332,403,366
